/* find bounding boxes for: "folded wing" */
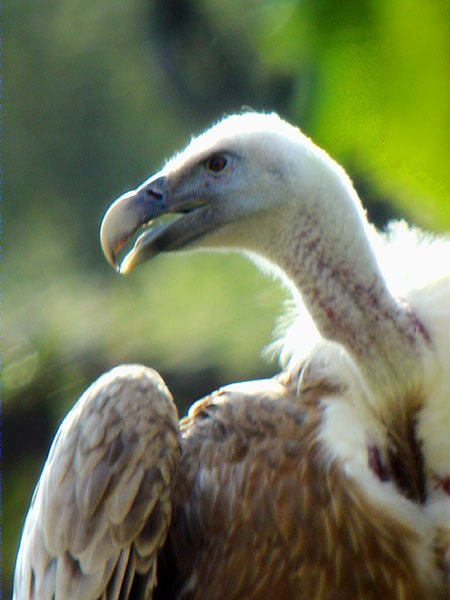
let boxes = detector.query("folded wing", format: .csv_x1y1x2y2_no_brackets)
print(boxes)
13,365,180,600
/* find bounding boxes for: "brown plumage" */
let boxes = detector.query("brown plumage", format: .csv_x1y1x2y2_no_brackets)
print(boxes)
155,369,439,599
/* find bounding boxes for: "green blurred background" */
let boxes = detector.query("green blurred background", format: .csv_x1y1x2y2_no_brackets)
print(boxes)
4,0,449,594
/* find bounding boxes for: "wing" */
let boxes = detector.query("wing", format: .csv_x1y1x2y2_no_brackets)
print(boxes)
155,376,321,599
13,365,180,600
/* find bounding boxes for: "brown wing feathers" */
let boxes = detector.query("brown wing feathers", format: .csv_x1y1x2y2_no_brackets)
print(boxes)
154,379,437,600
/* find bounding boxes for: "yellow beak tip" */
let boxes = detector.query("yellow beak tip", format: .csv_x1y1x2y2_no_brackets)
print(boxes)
118,254,134,275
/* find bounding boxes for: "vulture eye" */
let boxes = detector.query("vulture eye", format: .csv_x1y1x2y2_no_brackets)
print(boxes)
206,155,227,173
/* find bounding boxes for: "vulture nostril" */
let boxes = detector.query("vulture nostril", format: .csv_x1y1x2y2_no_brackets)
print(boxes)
146,188,163,201
142,176,167,203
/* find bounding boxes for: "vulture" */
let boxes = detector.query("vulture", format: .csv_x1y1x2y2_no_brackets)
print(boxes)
14,112,449,600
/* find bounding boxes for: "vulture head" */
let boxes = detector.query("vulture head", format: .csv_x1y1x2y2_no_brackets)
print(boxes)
101,112,427,401
101,112,369,274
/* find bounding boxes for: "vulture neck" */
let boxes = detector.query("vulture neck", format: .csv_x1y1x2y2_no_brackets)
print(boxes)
262,159,427,405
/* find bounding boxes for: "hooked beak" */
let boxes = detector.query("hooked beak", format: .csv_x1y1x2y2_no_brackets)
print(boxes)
100,175,208,274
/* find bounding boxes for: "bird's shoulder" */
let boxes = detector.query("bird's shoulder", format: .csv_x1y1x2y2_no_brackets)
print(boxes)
178,373,330,482
157,366,445,600
156,373,339,599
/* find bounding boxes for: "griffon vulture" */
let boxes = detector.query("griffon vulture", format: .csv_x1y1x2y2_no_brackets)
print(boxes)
14,113,449,599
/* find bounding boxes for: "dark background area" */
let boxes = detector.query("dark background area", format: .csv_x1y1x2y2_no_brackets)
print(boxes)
4,0,449,594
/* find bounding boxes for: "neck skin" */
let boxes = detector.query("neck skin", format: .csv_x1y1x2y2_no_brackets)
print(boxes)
258,157,427,404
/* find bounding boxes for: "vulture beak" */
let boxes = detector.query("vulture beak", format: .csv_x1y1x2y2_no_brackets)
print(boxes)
100,175,207,274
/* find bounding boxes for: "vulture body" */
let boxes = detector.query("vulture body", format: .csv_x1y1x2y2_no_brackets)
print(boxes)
14,113,449,599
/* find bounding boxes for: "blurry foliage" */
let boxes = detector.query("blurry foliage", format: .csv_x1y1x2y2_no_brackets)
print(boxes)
4,0,449,594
